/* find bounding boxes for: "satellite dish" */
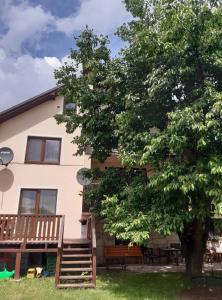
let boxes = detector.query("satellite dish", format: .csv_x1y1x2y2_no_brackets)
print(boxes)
65,103,76,111
76,168,92,186
0,148,14,166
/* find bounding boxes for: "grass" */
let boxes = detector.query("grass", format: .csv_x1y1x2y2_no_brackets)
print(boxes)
0,271,190,300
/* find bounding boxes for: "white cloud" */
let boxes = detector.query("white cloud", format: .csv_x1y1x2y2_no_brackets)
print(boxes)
0,2,54,54
56,0,131,35
0,49,6,61
44,56,63,69
44,55,74,69
0,0,130,55
0,0,131,111
0,49,65,111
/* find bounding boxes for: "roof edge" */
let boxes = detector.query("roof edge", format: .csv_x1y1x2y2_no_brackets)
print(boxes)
0,86,60,124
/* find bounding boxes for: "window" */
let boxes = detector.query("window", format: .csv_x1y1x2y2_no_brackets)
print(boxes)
25,137,61,164
19,189,57,215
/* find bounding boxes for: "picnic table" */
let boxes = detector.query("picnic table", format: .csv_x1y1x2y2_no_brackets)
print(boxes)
160,247,181,265
206,239,222,262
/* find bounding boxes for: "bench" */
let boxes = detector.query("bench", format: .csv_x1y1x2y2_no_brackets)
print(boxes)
104,245,143,269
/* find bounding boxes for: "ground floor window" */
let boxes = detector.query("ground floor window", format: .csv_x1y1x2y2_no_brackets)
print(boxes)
19,189,57,215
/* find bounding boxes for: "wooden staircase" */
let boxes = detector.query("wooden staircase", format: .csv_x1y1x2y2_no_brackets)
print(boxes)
55,216,96,289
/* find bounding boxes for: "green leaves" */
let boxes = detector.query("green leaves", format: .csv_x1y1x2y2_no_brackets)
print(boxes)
55,28,123,161
55,1,222,245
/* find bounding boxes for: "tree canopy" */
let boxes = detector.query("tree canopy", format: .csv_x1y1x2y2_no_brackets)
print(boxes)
55,0,222,275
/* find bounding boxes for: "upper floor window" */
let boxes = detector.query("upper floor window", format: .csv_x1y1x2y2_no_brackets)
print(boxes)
25,137,61,164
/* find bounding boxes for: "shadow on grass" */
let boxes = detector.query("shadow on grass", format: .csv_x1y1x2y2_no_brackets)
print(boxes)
0,271,192,300
96,271,190,300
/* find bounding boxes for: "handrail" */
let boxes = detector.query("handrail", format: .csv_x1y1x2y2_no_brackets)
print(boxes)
0,214,63,217
87,214,96,286
55,215,65,287
86,215,91,241
58,215,65,249
91,216,96,250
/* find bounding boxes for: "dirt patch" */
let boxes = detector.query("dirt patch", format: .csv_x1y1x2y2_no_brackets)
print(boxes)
179,287,222,300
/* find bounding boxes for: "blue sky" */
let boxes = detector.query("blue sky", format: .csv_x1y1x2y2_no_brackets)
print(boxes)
0,0,131,111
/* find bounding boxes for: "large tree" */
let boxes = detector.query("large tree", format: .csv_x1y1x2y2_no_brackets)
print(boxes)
55,0,222,276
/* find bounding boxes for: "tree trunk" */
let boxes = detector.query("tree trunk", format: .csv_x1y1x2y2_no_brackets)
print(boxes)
178,218,210,276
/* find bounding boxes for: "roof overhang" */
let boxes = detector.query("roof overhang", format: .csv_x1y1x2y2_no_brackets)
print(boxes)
0,86,60,124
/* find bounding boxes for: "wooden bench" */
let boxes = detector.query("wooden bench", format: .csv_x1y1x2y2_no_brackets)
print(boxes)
104,245,143,269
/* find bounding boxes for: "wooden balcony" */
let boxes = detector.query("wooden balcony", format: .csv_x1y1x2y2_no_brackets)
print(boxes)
0,214,65,247
0,214,65,279
0,214,97,286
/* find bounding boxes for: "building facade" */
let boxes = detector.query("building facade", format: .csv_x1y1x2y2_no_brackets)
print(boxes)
0,88,179,286
0,88,91,240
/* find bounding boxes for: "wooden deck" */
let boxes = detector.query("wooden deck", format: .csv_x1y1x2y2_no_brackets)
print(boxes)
0,214,97,288
0,214,65,278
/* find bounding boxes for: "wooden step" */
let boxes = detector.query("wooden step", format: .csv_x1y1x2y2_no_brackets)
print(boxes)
63,248,91,252
62,254,92,258
57,283,95,289
61,268,92,272
61,261,92,265
59,275,93,280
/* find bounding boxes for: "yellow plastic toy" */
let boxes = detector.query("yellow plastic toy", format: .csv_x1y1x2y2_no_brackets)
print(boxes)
36,267,43,278
27,268,36,279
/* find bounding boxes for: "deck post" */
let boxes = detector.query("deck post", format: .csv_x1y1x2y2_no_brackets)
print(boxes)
14,252,21,280
92,247,97,286
91,216,97,287
55,215,65,288
55,248,62,287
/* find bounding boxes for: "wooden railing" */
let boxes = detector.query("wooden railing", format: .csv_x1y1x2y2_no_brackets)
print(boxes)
0,214,64,244
55,215,65,286
87,215,97,286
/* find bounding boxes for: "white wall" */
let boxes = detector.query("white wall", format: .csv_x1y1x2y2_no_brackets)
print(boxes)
0,96,91,239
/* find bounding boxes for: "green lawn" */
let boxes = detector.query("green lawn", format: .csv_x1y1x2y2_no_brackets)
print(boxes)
0,272,190,300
